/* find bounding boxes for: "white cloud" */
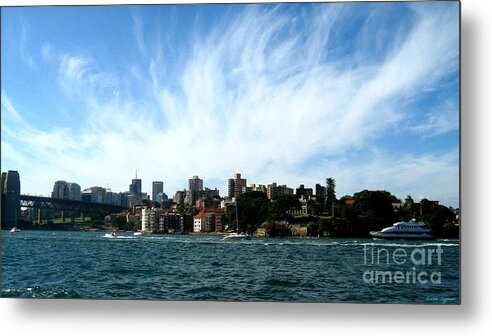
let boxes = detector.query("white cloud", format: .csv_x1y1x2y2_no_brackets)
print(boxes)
409,100,459,138
20,17,35,68
58,54,119,99
132,11,146,56
3,4,459,206
1,92,25,124
58,55,92,90
336,150,459,207
41,42,55,62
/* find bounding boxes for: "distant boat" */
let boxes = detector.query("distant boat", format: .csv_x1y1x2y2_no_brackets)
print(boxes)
370,219,434,240
223,232,252,240
133,232,142,237
222,201,252,241
103,232,118,238
11,213,20,232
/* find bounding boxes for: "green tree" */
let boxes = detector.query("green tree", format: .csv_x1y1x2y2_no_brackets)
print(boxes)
402,195,417,219
350,189,399,233
404,195,414,210
220,213,230,231
91,219,105,230
307,199,321,215
176,204,185,215
326,178,336,217
420,199,456,237
316,195,326,213
269,194,301,220
110,216,127,231
236,191,270,233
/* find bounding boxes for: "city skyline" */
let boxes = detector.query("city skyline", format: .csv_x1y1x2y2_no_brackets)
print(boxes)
1,2,459,207
14,171,454,209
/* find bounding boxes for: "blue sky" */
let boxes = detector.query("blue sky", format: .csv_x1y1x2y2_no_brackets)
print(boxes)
1,2,459,207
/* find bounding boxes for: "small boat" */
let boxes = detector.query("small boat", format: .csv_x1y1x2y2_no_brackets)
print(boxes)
103,232,118,238
10,227,21,232
370,219,434,240
133,232,142,237
223,232,252,240
222,201,252,240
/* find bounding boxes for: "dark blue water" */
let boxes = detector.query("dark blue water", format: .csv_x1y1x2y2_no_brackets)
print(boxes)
1,231,459,303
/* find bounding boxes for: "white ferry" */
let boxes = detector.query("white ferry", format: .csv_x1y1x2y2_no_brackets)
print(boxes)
370,219,434,240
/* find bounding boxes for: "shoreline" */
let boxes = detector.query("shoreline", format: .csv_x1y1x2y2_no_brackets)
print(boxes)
1,227,460,240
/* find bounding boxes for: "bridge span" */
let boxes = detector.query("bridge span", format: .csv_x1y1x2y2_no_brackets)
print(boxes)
20,195,127,221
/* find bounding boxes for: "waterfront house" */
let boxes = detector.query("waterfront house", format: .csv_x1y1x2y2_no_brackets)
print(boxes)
193,212,207,232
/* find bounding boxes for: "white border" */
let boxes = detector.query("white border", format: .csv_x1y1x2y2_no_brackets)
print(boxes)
2,0,491,335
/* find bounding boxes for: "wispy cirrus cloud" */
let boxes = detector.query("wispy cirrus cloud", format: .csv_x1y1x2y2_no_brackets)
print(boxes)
58,54,119,100
1,91,96,192
1,92,25,125
409,100,459,138
41,42,55,62
2,3,459,205
132,11,147,56
338,150,459,206
20,17,35,68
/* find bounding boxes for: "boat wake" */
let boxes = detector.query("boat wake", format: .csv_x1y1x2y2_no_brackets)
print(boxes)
102,233,137,239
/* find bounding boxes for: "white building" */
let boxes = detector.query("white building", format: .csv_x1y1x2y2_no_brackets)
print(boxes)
193,212,206,232
141,207,159,232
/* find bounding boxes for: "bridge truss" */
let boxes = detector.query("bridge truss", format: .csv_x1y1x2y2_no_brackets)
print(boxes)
20,195,126,219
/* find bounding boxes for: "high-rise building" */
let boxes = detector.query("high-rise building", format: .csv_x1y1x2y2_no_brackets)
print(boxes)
248,184,267,194
118,192,130,208
201,188,219,199
52,181,81,200
129,178,142,196
227,178,235,198
156,192,169,204
67,182,81,201
129,172,142,205
152,181,164,201
173,190,186,205
1,172,6,194
82,186,106,203
1,170,21,227
228,173,247,199
267,182,293,199
188,175,203,206
104,190,120,205
296,184,313,199
315,183,326,198
52,180,69,199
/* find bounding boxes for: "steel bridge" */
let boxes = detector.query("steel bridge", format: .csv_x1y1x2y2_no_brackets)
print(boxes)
20,195,127,220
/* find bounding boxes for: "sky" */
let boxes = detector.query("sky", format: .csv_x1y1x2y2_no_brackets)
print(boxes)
1,1,460,207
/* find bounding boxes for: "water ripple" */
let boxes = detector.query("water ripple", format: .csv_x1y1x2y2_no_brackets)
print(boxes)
1,231,460,303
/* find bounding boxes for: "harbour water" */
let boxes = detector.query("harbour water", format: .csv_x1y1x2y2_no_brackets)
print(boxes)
1,231,459,303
